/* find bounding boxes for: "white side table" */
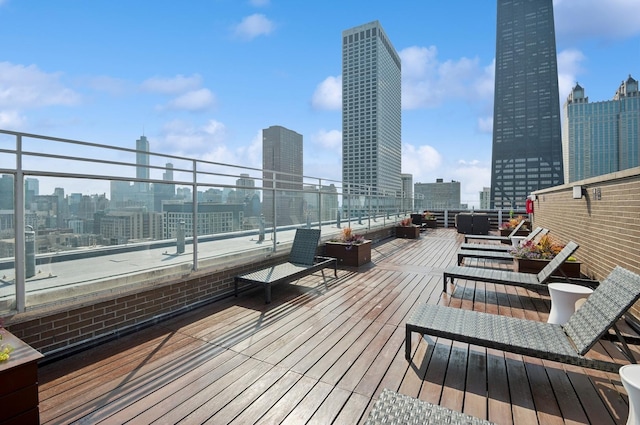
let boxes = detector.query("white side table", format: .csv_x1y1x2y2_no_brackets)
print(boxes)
547,283,593,325
620,364,640,425
511,236,527,247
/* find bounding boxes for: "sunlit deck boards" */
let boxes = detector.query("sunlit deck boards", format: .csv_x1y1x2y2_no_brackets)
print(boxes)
38,228,636,424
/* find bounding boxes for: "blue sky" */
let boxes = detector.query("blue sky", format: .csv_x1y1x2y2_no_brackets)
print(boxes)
1,0,639,206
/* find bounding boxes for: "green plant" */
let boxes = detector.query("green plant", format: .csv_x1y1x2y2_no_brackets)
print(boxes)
510,235,566,260
0,317,13,362
423,211,435,220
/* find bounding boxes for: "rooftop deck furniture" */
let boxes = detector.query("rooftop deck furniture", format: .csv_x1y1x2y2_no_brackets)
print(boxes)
365,388,494,425
463,219,526,243
408,266,640,372
234,228,337,303
443,241,579,293
457,248,514,265
460,227,548,252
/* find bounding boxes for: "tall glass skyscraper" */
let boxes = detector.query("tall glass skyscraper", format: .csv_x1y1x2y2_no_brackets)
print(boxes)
342,21,401,210
490,0,563,209
563,75,640,183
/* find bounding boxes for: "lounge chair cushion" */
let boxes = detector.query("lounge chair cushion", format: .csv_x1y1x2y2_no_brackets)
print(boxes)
365,388,494,425
408,266,640,372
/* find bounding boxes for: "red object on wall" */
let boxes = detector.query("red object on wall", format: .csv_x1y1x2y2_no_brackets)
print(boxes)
526,198,534,214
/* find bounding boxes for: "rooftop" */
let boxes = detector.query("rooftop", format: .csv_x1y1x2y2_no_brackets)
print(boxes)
37,228,637,424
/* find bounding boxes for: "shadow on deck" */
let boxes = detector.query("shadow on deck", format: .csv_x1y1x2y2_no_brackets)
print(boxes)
38,228,636,424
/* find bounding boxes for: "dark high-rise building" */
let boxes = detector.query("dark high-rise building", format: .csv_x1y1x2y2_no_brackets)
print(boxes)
490,0,563,209
342,21,402,210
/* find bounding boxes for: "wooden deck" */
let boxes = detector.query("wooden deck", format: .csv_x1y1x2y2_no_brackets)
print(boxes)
38,228,637,424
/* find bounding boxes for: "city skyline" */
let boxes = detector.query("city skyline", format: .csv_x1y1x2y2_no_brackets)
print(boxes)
1,0,639,205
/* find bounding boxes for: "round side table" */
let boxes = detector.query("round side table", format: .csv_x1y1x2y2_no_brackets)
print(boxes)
547,283,593,325
511,236,527,247
620,364,640,425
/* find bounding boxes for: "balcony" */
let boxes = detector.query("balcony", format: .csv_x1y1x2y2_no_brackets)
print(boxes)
35,228,638,424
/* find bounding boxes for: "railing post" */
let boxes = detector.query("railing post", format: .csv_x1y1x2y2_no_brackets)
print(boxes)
191,160,198,271
15,134,25,312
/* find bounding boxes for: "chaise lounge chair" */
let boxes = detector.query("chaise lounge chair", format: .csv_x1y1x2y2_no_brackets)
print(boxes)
443,241,579,293
460,227,548,252
234,228,337,303
407,266,640,372
463,219,526,244
456,227,549,265
365,388,494,424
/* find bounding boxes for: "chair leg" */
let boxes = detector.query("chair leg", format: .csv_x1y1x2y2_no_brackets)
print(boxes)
265,284,271,304
405,325,412,360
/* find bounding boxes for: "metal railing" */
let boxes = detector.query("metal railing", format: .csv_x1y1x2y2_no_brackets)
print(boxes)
0,129,419,313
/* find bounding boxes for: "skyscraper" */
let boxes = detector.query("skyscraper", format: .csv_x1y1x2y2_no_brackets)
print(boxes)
563,76,640,183
342,21,401,211
136,135,150,190
490,0,563,209
262,125,304,226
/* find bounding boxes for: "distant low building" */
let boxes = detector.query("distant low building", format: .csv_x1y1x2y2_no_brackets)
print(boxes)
414,179,461,210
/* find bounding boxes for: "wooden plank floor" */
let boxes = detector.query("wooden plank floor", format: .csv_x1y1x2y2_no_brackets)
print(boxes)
38,228,637,424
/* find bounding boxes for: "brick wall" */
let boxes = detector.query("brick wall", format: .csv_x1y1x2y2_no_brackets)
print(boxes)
5,227,394,359
532,167,640,320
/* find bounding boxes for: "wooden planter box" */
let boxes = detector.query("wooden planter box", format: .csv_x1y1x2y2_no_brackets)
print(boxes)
500,228,530,237
325,240,372,267
514,258,582,278
424,219,437,229
395,226,420,239
0,330,44,425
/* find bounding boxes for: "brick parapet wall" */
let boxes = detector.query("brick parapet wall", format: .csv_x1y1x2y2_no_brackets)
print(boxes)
5,228,394,359
532,167,640,320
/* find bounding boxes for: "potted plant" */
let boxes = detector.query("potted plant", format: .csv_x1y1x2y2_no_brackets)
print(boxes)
423,211,437,228
510,235,581,277
499,215,530,237
395,218,420,239
325,228,372,267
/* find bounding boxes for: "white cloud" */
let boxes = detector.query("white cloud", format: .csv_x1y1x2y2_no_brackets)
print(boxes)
554,0,640,40
0,110,26,129
235,130,263,170
140,74,203,94
0,62,81,109
159,119,227,155
233,14,275,41
402,143,442,182
313,129,342,151
311,76,342,110
556,48,587,101
166,88,215,111
452,160,491,207
399,47,492,109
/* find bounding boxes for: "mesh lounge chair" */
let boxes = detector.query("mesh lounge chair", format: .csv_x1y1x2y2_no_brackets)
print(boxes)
443,241,579,293
365,388,494,425
460,227,548,252
456,227,549,265
234,228,337,303
407,266,640,372
463,219,526,243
